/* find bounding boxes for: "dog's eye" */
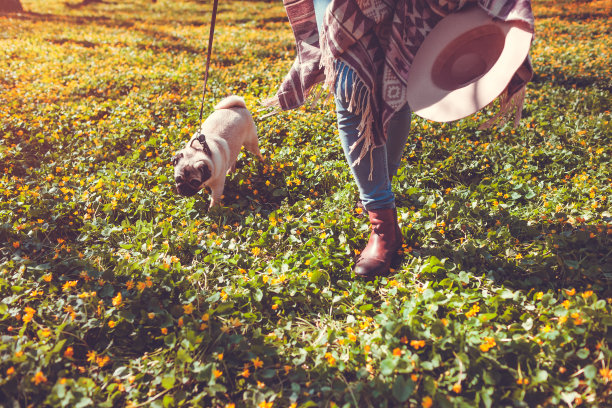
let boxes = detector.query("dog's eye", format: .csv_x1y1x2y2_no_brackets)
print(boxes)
189,179,201,188
171,154,182,166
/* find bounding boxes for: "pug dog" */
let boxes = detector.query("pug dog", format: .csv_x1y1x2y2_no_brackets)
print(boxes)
172,95,263,208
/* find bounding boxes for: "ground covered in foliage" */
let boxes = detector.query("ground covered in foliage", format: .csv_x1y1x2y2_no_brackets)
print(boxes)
1,0,610,407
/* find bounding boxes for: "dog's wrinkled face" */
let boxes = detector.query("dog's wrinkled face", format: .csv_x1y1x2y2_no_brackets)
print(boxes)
173,132,213,197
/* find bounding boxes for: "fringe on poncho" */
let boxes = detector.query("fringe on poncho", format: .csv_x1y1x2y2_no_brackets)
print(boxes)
264,0,535,173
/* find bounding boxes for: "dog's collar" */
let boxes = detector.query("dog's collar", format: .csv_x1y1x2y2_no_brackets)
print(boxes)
190,131,208,148
196,131,207,145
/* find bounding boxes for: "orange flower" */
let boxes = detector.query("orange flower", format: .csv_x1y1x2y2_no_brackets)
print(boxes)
393,348,403,356
252,357,263,369
565,288,576,296
213,369,223,378
183,304,194,315
64,347,74,358
240,368,251,378
410,340,425,350
599,367,612,382
6,367,15,375
324,352,336,366
108,320,116,328
480,337,496,352
62,280,78,291
452,383,462,393
32,371,47,385
112,292,123,308
96,355,110,367
161,328,168,335
422,396,433,408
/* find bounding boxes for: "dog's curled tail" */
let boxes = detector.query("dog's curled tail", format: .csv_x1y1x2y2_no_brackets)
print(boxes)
214,95,247,110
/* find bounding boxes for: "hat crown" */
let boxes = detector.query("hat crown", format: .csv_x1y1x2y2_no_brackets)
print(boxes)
431,24,505,91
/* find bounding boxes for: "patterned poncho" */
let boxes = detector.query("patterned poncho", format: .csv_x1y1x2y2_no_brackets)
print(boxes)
265,0,535,166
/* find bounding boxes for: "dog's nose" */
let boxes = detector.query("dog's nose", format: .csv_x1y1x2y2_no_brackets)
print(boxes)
176,182,199,197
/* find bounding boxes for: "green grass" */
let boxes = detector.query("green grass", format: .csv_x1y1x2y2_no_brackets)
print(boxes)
0,0,610,407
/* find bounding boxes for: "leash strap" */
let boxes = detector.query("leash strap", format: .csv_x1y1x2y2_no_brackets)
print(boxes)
198,0,219,124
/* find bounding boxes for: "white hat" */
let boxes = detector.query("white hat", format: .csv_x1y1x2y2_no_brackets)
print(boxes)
405,6,533,122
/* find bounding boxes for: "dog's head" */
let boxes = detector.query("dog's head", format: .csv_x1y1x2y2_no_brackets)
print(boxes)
172,131,213,197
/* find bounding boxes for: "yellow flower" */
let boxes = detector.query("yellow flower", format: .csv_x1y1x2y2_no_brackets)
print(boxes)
252,357,263,369
112,292,123,308
324,352,336,366
87,350,97,362
62,280,78,291
479,337,496,352
581,291,593,299
258,401,273,408
108,320,116,328
410,340,425,350
452,383,462,393
97,355,110,367
32,371,47,385
465,303,480,318
599,367,612,382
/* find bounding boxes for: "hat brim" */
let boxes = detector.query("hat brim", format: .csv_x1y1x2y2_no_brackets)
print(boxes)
406,7,533,122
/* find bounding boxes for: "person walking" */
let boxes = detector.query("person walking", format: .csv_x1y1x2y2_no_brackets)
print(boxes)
266,0,534,278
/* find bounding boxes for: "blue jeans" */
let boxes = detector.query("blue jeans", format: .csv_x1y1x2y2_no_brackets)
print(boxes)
314,0,411,210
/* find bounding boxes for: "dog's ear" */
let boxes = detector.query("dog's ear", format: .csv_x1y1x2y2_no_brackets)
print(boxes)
191,133,212,156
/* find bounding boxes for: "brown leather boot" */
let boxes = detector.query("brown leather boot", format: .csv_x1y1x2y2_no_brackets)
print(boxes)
354,208,403,278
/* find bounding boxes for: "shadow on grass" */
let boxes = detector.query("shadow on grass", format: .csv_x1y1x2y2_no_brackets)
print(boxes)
405,212,611,296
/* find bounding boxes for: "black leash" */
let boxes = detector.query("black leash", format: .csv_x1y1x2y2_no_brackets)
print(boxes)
198,0,219,124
